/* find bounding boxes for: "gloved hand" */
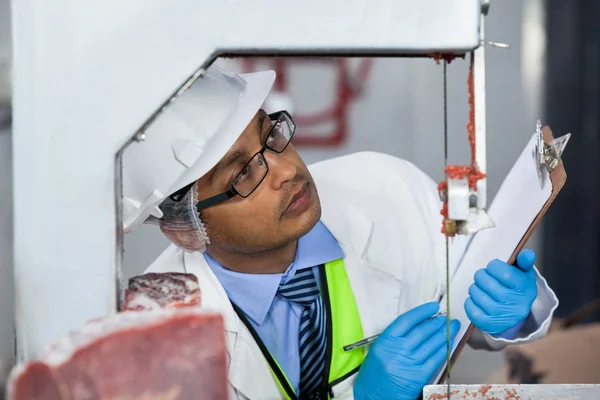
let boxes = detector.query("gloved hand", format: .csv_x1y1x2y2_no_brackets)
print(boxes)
354,302,460,400
465,249,538,336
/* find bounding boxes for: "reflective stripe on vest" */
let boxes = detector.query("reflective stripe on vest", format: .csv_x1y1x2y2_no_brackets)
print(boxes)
232,259,365,399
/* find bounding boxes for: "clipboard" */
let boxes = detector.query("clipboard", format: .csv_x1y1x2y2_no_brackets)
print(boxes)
434,125,568,384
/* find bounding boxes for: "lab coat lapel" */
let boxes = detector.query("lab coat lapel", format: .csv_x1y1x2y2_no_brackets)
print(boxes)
319,185,404,338
183,252,282,400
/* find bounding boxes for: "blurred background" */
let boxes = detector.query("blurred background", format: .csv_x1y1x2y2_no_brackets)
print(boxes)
1,0,599,394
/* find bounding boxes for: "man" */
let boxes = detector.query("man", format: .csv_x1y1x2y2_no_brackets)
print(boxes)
123,63,557,400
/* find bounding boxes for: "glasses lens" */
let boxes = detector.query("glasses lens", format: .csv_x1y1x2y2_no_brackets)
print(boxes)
233,153,268,197
266,113,295,152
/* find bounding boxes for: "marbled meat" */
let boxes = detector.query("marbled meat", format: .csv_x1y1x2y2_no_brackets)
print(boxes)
123,272,201,311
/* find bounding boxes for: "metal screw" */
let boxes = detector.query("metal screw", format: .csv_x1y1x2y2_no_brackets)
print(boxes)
134,132,146,142
482,40,511,49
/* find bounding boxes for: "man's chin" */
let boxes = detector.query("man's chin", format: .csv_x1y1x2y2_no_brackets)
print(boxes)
289,201,321,239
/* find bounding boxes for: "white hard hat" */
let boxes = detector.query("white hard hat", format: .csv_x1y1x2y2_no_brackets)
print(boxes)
122,63,276,233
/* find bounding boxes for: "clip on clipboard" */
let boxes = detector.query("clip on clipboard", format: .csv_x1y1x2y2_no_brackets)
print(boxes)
434,123,569,384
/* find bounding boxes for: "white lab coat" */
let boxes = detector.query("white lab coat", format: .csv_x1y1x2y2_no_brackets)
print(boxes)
145,151,558,400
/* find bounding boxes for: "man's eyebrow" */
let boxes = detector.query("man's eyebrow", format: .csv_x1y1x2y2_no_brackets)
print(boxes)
256,112,267,138
208,113,269,185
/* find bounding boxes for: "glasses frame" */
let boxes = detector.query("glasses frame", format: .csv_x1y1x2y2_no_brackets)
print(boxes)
168,110,295,212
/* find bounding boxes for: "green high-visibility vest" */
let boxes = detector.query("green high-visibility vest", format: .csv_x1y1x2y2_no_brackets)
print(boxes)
231,259,365,400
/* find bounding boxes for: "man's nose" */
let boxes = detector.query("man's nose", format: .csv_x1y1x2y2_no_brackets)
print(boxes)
264,151,296,190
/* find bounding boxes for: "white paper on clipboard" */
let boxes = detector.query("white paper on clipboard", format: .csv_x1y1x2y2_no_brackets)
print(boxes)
431,133,554,384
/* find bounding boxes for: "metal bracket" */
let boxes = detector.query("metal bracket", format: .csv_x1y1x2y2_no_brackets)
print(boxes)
544,135,571,172
535,119,571,187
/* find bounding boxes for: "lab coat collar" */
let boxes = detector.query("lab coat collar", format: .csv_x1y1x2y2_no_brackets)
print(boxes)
317,181,405,338
320,196,372,261
318,182,403,282
182,250,241,336
183,250,286,399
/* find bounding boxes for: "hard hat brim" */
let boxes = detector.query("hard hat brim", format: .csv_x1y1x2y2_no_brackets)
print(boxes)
123,68,276,233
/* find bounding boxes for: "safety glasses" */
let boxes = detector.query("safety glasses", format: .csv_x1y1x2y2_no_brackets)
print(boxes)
169,110,296,211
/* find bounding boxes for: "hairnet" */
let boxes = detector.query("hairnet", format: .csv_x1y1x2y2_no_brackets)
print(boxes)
147,182,210,252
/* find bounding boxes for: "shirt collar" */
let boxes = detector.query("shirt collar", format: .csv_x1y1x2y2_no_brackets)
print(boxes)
204,220,345,325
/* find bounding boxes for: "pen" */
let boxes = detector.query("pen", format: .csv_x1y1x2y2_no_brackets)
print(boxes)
342,311,447,352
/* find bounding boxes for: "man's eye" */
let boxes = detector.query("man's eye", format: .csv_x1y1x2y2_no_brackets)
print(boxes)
238,166,250,180
232,165,251,186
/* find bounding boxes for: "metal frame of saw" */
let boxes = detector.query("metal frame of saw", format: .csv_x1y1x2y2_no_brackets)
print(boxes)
12,0,485,361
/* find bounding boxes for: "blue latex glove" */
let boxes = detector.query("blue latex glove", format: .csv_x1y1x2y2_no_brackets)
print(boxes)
465,249,538,336
354,302,460,400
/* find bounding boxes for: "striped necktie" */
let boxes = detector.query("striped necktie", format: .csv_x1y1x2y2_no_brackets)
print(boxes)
278,268,326,396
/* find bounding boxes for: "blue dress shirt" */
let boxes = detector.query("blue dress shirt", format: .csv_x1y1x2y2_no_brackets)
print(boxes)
204,220,345,395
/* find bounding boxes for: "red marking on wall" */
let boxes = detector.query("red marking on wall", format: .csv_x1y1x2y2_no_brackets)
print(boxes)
240,57,373,147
